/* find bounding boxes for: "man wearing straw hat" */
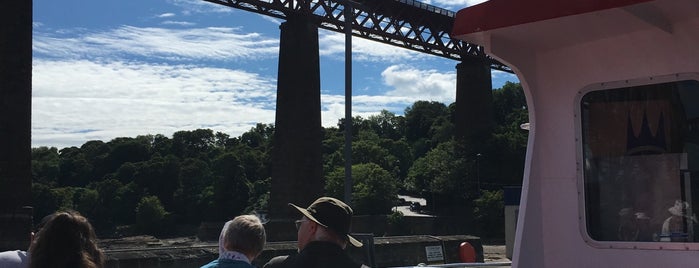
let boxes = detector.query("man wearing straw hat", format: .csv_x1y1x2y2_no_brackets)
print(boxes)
264,197,369,268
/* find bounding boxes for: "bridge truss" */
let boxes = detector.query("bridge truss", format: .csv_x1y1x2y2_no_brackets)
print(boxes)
202,0,512,73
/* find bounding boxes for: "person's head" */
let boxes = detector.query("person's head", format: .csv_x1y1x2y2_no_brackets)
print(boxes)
290,197,362,250
26,213,54,250
29,210,104,268
222,215,266,261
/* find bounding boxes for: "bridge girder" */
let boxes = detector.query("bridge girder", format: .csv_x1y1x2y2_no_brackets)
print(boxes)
202,0,512,73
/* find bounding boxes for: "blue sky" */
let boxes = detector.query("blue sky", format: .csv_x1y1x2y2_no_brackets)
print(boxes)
32,0,518,149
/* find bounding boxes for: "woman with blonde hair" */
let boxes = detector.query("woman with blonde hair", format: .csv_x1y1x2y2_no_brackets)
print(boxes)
29,210,105,268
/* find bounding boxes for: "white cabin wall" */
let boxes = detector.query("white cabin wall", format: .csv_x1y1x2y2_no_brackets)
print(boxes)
480,3,699,267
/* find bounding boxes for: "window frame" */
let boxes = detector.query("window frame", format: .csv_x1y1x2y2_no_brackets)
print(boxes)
575,73,699,250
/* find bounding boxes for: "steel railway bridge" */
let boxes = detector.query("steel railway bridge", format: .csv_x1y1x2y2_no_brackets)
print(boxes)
200,0,506,224
0,0,508,247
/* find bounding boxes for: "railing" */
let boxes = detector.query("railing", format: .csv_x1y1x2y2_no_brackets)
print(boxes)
393,262,512,267
394,0,455,17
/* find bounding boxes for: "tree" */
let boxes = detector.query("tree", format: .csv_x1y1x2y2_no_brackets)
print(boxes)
247,177,271,213
473,189,505,238
405,140,475,214
404,101,450,158
135,195,169,235
493,81,527,125
151,134,173,156
107,137,152,173
366,110,405,140
173,158,211,222
80,140,111,180
325,163,398,215
57,147,91,187
404,101,449,143
379,138,413,183
200,153,251,221
240,123,274,149
352,139,395,171
112,182,144,225
31,146,60,186
172,129,216,159
88,178,124,230
132,155,181,209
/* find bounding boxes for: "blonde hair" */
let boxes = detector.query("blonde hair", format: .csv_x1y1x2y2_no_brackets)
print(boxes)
224,215,266,257
29,210,105,268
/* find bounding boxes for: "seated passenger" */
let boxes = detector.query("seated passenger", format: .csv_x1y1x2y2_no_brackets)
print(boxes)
202,215,267,268
28,211,105,268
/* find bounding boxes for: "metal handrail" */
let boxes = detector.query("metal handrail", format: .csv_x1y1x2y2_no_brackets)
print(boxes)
394,0,455,17
392,262,512,268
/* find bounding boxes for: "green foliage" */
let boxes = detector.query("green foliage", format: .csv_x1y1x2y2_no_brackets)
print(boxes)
206,153,250,220
106,137,152,173
135,195,170,235
404,101,451,157
240,123,274,149
247,177,271,213
352,139,395,170
386,210,409,235
30,85,528,238
404,101,449,143
112,182,145,225
325,163,398,215
366,110,405,140
31,146,60,186
133,154,181,208
172,129,215,159
406,140,471,196
58,147,91,187
473,190,505,238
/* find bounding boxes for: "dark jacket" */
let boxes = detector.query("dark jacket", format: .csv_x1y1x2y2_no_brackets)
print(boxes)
263,241,368,268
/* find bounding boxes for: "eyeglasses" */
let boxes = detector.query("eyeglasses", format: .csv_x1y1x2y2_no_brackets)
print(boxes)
294,219,308,230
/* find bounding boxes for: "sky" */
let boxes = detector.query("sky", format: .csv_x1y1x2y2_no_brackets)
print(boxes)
32,0,518,149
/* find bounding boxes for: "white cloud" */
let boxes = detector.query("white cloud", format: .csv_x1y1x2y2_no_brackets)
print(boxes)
32,59,277,148
491,70,519,88
168,0,234,14
158,13,176,18
33,26,279,61
319,31,423,62
381,65,456,104
320,93,416,127
29,7,518,149
161,21,196,26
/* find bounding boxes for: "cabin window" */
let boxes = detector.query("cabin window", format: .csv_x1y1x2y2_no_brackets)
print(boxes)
581,79,699,243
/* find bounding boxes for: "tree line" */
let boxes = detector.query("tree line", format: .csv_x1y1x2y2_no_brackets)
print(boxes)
31,82,527,238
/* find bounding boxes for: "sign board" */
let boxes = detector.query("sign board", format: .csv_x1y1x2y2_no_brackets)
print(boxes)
425,245,444,263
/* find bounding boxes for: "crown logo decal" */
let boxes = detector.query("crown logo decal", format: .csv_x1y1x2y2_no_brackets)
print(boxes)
626,111,666,155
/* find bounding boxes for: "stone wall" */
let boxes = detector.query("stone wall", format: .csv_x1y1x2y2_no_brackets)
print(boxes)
199,215,474,242
104,235,482,268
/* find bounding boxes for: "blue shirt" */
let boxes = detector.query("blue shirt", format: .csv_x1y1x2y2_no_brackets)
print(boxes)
201,259,255,268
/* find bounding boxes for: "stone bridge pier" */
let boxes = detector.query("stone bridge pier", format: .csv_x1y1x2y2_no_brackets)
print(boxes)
268,16,324,233
0,0,33,251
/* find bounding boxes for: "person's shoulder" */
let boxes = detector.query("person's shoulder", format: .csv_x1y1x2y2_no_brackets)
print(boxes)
201,259,256,268
200,259,220,268
0,250,29,268
263,255,289,268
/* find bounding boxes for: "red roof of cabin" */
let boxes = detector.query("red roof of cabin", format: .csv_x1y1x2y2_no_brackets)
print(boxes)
452,0,653,36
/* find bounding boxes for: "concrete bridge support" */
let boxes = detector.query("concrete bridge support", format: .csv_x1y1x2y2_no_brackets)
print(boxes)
455,58,494,144
269,17,324,222
0,0,33,251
